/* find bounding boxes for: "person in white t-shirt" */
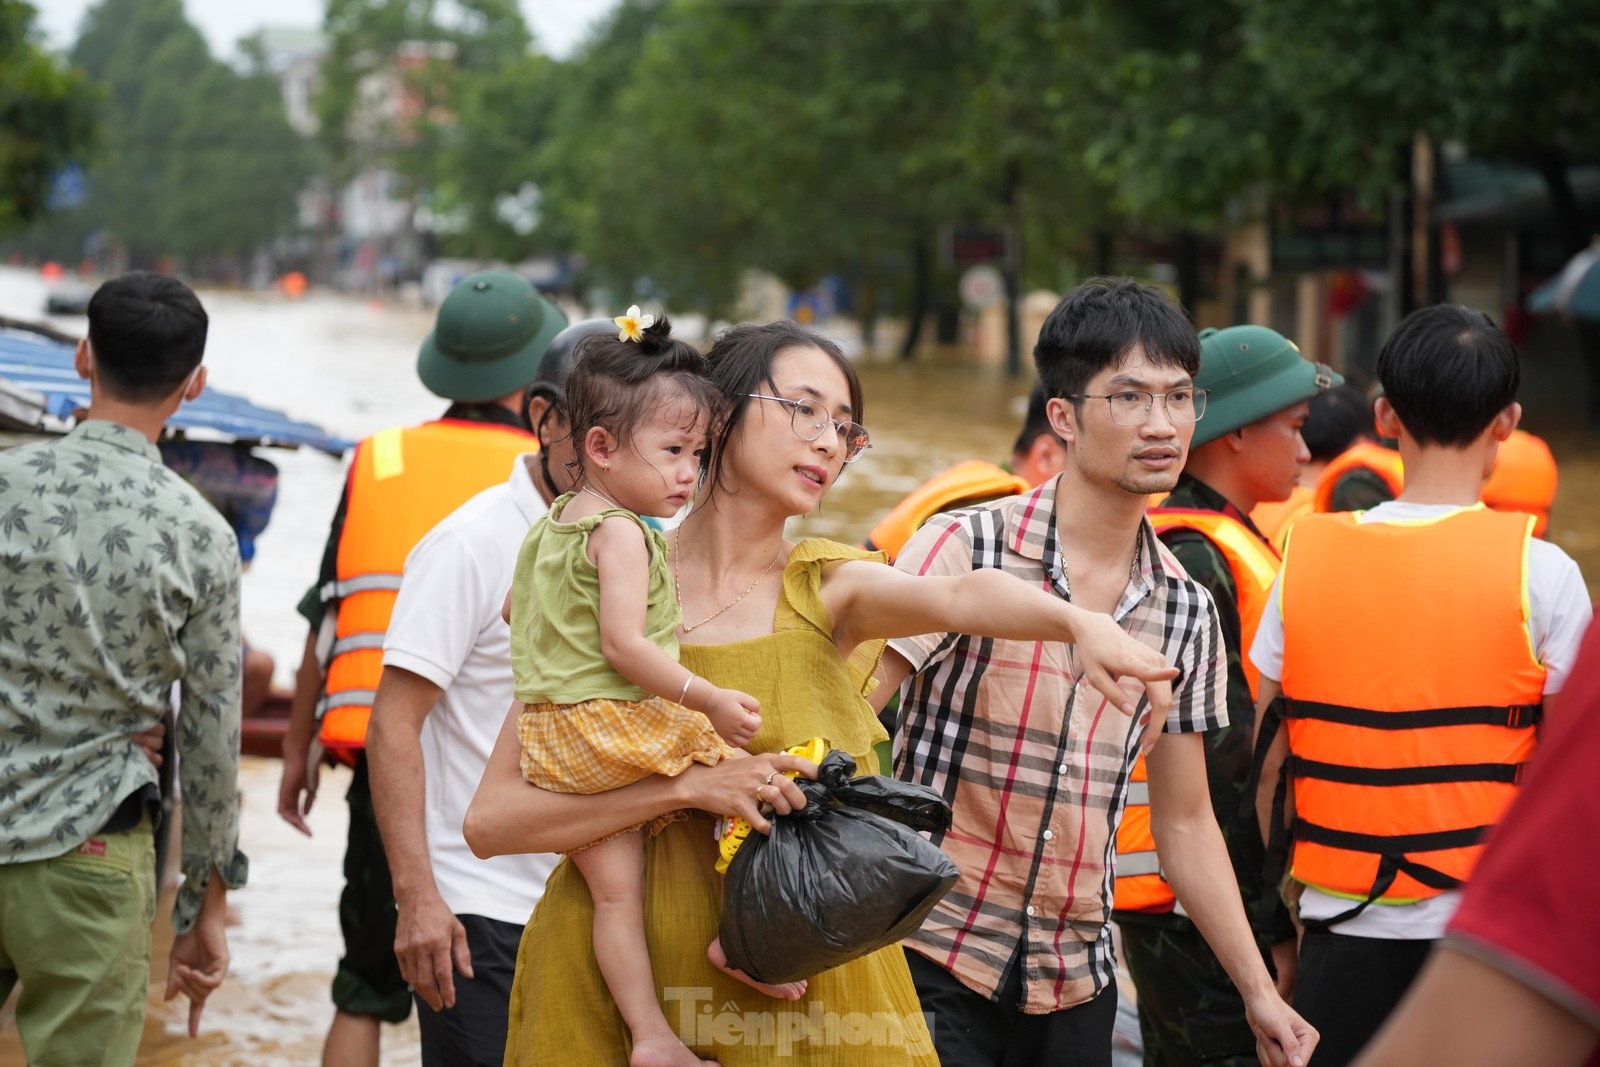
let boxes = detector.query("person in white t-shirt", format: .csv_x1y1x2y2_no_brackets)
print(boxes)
365,319,612,1067
1250,303,1592,1067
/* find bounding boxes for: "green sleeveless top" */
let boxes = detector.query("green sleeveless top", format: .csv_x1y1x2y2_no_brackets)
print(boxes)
510,492,679,704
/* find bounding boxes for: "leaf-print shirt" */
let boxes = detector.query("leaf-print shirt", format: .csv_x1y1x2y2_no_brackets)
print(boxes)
0,420,248,931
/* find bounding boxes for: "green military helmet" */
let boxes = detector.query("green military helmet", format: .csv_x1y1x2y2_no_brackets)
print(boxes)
416,270,568,403
1190,325,1343,447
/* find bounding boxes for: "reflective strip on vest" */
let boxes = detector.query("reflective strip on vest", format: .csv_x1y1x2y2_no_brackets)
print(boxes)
1126,779,1150,807
318,420,535,756
1280,508,1545,904
317,689,380,715
330,632,388,657
1117,851,1162,878
371,427,406,480
320,573,405,603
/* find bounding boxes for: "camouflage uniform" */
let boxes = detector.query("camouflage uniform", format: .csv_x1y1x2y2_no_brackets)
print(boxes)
1116,475,1295,1067
1327,467,1396,512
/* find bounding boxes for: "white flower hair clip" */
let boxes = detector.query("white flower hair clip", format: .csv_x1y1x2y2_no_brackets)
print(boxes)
614,305,655,343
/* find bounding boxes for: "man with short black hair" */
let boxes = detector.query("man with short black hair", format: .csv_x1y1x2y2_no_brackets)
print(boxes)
0,271,247,1065
878,278,1316,1067
1253,304,1591,1067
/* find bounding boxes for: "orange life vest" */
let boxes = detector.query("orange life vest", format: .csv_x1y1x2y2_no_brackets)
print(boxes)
863,460,1029,563
1482,429,1557,538
1113,508,1281,914
1279,507,1544,906
1251,484,1314,555
1113,757,1168,911
1313,441,1404,512
318,419,535,762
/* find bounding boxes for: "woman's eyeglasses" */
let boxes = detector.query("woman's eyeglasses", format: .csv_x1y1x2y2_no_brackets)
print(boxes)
745,393,871,462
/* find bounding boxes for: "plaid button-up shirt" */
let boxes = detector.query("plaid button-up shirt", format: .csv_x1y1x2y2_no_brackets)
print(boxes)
890,476,1227,1013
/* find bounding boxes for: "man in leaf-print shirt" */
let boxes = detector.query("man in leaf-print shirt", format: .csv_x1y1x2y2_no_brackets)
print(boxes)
0,273,247,1066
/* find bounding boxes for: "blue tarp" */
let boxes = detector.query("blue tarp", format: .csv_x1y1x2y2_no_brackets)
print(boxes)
0,326,352,455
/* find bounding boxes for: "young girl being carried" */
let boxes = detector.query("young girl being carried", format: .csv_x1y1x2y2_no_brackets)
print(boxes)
508,309,785,1067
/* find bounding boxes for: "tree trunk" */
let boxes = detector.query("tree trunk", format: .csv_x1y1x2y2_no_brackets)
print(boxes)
859,261,879,356
1175,230,1200,323
900,232,932,361
1094,230,1115,277
1389,140,1417,320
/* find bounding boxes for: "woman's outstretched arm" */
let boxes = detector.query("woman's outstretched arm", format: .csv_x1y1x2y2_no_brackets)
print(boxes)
821,559,1177,719
465,705,816,857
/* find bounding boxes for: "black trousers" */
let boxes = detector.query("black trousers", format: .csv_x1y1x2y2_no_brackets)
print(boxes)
414,913,525,1067
333,754,410,1022
906,948,1118,1067
1294,929,1435,1067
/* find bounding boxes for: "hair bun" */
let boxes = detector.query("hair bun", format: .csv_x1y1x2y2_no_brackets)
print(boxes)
637,314,674,355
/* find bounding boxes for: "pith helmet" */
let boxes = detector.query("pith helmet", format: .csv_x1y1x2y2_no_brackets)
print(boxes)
416,270,567,402
1191,325,1343,446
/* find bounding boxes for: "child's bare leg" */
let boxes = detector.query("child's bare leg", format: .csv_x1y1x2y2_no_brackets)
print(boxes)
573,832,719,1067
706,937,808,1000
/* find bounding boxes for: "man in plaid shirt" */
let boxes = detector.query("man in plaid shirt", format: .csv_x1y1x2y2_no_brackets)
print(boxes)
875,279,1316,1067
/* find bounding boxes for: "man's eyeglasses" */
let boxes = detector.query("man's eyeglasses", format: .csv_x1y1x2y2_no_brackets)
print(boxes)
745,393,872,462
1064,389,1209,426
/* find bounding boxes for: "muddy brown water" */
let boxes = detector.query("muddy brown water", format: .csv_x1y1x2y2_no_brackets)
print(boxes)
0,277,1595,1064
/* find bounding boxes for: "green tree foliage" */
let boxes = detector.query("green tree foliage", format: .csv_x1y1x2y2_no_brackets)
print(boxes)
71,0,215,257
438,52,559,259
1055,0,1600,234
0,0,99,237
532,0,988,316
1244,0,1600,243
17,0,314,271
516,0,1596,309
316,0,532,184
163,64,314,259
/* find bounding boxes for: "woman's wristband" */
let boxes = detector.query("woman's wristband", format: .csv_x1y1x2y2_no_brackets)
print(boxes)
679,672,697,705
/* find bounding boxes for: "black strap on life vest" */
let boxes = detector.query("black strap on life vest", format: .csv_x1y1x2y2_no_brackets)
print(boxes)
1250,696,1296,941
1283,699,1542,731
1286,756,1526,788
1290,821,1486,929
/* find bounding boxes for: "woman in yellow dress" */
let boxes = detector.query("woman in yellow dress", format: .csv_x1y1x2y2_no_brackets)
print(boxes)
466,320,1178,1066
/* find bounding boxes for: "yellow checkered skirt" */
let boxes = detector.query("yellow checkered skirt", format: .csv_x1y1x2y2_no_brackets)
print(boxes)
518,695,737,851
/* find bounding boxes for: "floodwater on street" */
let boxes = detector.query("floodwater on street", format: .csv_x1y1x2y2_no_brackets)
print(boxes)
0,264,1596,1064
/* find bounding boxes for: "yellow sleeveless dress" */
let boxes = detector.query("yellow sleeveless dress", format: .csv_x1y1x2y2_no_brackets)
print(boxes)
503,540,941,1065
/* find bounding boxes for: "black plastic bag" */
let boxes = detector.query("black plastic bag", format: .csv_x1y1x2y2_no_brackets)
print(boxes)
718,749,959,985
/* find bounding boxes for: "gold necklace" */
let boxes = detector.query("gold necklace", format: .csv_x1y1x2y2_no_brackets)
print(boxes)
673,524,783,633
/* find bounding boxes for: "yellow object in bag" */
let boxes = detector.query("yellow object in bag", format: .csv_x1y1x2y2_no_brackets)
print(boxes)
715,737,829,874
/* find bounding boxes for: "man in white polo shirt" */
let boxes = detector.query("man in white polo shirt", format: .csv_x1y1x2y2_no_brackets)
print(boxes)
366,319,610,1066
